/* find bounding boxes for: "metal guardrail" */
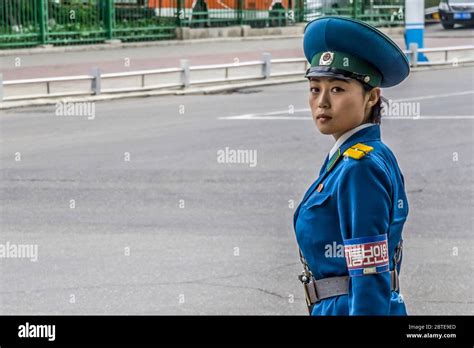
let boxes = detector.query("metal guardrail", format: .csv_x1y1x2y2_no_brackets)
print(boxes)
1,45,473,102
0,52,308,101
404,44,474,67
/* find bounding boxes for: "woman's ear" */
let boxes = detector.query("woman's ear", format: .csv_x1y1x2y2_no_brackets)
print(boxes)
366,87,381,109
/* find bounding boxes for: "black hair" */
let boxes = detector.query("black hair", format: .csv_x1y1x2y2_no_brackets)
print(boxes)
362,83,383,125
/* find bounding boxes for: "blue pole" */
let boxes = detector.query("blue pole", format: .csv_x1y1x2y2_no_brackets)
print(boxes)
405,0,428,62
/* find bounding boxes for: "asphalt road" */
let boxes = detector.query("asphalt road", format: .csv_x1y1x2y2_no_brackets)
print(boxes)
0,65,473,315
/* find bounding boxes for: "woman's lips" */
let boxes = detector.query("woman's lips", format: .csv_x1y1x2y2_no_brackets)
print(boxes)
316,114,332,123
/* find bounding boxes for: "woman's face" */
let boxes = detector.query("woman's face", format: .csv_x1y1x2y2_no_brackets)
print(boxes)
308,77,380,140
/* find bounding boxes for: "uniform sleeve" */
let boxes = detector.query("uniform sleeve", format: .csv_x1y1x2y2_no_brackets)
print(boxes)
337,158,393,315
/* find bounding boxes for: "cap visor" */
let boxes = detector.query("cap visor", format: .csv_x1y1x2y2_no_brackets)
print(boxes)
305,70,352,81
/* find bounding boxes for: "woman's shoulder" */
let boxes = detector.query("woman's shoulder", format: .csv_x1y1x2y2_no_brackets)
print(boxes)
337,140,393,186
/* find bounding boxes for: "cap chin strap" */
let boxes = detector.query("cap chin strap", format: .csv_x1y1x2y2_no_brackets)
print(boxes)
306,66,377,89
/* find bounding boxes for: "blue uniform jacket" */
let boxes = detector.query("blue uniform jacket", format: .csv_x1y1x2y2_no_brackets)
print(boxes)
293,124,408,316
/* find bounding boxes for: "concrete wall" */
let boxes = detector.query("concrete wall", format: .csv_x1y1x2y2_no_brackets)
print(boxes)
175,24,403,40
176,24,307,40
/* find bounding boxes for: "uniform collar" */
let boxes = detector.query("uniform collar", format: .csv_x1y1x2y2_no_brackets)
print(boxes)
325,123,381,172
329,123,376,159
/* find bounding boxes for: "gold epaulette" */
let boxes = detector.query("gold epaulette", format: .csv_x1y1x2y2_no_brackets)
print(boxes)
343,143,374,160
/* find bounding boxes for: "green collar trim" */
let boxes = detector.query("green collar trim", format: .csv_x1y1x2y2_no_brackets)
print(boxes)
326,148,341,172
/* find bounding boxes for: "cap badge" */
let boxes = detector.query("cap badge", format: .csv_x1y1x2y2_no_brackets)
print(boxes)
319,51,334,66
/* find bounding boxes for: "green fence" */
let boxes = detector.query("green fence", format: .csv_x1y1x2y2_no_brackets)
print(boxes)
0,0,177,48
0,0,404,49
303,0,404,27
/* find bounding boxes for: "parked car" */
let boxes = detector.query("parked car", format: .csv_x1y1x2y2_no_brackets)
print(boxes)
439,0,474,29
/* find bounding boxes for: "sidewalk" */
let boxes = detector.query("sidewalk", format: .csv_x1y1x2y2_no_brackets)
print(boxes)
0,37,303,80
1,30,473,81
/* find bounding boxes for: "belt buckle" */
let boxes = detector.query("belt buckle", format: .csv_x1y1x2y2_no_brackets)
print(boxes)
310,279,320,303
305,278,320,304
299,272,320,309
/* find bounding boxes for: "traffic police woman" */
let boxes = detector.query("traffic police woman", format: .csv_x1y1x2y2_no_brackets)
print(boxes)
293,16,410,316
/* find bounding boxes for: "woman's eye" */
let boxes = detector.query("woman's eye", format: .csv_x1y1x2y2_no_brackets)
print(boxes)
310,87,344,93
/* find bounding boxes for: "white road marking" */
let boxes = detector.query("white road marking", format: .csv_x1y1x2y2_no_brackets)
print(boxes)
218,90,474,120
390,90,474,102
